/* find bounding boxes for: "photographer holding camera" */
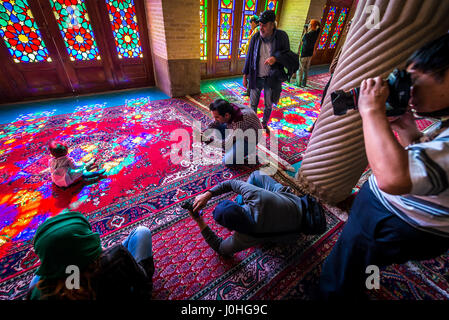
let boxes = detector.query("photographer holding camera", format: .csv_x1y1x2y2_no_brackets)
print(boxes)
184,170,326,257
319,34,449,300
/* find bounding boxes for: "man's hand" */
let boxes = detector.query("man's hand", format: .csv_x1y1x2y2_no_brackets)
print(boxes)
193,191,212,212
359,77,412,195
358,76,389,117
389,111,422,146
264,56,276,66
243,74,248,88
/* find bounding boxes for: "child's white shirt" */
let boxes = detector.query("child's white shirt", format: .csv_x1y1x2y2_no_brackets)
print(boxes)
49,155,84,187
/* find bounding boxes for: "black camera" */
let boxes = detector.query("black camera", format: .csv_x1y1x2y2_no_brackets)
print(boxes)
331,69,412,117
181,199,200,219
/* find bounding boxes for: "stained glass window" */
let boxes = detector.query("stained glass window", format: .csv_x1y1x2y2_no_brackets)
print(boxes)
265,0,278,14
216,0,235,60
318,6,336,50
106,0,143,59
50,0,100,61
200,0,207,61
328,8,348,49
238,0,258,59
0,0,51,63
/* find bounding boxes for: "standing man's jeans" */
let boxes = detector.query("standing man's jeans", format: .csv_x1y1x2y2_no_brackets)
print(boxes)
296,56,312,87
250,77,274,126
28,226,153,289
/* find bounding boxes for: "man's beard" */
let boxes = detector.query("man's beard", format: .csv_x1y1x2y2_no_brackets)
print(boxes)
416,106,449,118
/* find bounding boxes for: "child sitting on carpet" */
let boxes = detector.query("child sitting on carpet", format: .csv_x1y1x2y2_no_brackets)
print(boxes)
48,140,105,188
27,211,154,300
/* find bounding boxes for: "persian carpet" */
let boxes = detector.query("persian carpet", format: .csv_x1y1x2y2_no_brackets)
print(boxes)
0,97,254,299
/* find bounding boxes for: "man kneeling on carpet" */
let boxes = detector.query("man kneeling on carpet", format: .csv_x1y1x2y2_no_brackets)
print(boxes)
27,211,154,300
202,98,263,165
185,170,326,256
48,140,106,188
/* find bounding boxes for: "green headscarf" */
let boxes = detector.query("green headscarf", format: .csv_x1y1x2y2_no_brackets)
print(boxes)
33,211,102,280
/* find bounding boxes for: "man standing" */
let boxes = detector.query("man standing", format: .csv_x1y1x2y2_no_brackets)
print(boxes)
243,10,291,133
296,19,320,87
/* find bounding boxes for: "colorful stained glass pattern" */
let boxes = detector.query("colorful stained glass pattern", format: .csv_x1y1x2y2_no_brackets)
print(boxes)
50,0,100,61
216,0,235,60
106,0,143,59
238,0,258,59
318,6,336,50
200,0,207,61
328,8,348,49
0,0,51,63
265,0,278,14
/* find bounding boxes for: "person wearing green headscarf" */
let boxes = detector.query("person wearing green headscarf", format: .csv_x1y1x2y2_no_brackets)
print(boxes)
27,211,154,300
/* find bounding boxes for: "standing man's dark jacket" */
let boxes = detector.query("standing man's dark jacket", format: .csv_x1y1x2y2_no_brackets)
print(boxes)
243,28,291,105
300,29,320,57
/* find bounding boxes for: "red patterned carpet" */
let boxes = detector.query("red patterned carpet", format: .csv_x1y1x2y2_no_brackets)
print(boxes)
0,73,447,300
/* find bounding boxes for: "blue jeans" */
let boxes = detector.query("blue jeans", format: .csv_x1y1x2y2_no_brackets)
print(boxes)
29,226,153,289
319,182,449,300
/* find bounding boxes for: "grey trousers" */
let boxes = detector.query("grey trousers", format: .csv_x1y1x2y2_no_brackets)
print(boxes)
249,77,274,126
296,56,312,86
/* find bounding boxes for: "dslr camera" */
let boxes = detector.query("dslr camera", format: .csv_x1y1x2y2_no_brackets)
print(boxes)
181,199,201,219
331,69,412,117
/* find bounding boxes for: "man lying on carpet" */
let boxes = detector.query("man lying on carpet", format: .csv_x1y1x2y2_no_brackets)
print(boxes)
186,170,326,256
319,33,449,300
202,98,263,165
27,211,154,300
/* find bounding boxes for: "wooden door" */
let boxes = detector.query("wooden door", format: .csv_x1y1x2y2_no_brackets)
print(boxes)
311,0,352,65
0,0,154,104
200,0,282,79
